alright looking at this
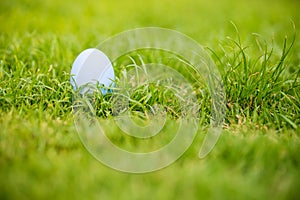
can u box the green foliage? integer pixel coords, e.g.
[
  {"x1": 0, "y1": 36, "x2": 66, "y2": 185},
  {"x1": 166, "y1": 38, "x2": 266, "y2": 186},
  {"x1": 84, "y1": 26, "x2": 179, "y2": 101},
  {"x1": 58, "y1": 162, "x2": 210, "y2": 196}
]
[{"x1": 0, "y1": 0, "x2": 299, "y2": 199}]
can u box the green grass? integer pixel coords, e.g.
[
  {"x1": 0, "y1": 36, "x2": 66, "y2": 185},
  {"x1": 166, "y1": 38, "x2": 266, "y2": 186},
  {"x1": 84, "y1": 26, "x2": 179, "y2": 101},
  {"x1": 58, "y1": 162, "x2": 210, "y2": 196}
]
[{"x1": 1, "y1": 0, "x2": 300, "y2": 199}]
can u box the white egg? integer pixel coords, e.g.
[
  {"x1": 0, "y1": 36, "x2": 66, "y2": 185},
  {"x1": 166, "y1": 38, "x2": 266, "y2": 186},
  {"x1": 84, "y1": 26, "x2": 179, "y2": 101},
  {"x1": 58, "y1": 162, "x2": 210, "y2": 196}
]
[{"x1": 70, "y1": 48, "x2": 115, "y2": 94}]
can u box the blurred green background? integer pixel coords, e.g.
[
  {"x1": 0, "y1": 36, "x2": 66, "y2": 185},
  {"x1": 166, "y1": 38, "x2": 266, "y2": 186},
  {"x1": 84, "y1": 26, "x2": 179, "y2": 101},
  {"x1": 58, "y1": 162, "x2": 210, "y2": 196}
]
[{"x1": 1, "y1": 0, "x2": 299, "y2": 42}]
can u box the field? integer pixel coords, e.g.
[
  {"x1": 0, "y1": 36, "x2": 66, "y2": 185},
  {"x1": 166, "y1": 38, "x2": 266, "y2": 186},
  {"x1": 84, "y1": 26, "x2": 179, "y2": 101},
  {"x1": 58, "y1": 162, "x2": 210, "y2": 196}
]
[{"x1": 0, "y1": 0, "x2": 300, "y2": 199}]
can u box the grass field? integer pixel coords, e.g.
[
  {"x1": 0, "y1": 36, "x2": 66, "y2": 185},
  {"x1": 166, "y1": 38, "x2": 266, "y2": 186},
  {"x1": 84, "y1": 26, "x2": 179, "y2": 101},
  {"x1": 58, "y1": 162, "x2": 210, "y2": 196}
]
[{"x1": 1, "y1": 0, "x2": 300, "y2": 199}]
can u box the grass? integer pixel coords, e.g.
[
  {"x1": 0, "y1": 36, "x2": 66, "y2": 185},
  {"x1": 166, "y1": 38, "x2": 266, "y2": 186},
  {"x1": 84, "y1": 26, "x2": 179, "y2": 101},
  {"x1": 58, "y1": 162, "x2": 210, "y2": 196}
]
[{"x1": 1, "y1": 0, "x2": 300, "y2": 199}]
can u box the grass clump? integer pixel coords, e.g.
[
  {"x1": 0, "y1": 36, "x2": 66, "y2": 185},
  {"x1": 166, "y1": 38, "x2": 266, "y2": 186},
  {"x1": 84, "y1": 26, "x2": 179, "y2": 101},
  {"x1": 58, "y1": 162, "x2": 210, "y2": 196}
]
[{"x1": 210, "y1": 29, "x2": 299, "y2": 129}]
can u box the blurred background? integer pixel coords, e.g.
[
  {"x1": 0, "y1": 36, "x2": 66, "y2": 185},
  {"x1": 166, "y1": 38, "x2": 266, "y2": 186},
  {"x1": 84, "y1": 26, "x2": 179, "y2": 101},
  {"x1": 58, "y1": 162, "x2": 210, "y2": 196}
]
[{"x1": 1, "y1": 0, "x2": 299, "y2": 44}]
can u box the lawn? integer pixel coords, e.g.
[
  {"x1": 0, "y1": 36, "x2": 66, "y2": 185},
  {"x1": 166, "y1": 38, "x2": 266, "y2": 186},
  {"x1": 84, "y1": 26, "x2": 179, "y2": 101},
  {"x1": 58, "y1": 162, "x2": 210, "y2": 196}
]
[{"x1": 0, "y1": 0, "x2": 300, "y2": 199}]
